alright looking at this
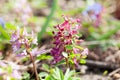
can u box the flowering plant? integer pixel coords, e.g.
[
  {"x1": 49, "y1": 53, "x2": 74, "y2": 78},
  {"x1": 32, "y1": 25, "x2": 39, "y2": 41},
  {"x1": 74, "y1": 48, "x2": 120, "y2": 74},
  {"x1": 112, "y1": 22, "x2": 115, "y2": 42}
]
[
  {"x1": 51, "y1": 16, "x2": 88, "y2": 67},
  {"x1": 83, "y1": 3, "x2": 103, "y2": 27},
  {"x1": 10, "y1": 28, "x2": 38, "y2": 56},
  {"x1": 10, "y1": 28, "x2": 39, "y2": 80}
]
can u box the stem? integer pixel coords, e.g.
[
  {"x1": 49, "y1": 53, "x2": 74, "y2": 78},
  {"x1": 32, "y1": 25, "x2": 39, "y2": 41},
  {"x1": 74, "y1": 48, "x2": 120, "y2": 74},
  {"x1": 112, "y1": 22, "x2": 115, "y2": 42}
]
[
  {"x1": 27, "y1": 50, "x2": 39, "y2": 80},
  {"x1": 37, "y1": 0, "x2": 57, "y2": 42},
  {"x1": 65, "y1": 58, "x2": 69, "y2": 68}
]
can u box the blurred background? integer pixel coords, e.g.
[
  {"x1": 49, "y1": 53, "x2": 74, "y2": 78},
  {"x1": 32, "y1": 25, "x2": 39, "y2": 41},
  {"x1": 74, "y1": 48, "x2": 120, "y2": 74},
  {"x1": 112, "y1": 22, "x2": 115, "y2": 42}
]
[{"x1": 0, "y1": 0, "x2": 120, "y2": 80}]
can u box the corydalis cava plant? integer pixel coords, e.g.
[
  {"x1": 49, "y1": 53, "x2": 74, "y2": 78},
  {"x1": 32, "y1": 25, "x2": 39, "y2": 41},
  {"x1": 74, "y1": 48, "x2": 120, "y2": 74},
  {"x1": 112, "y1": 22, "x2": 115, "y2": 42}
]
[
  {"x1": 83, "y1": 3, "x2": 103, "y2": 27},
  {"x1": 10, "y1": 28, "x2": 39, "y2": 80},
  {"x1": 51, "y1": 16, "x2": 88, "y2": 67},
  {"x1": 10, "y1": 28, "x2": 37, "y2": 56}
]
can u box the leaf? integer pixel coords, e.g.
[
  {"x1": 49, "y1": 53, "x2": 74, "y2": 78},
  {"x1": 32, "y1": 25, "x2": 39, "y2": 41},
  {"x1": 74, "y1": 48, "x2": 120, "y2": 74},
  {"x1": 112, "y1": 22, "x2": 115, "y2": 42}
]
[
  {"x1": 6, "y1": 23, "x2": 16, "y2": 30},
  {"x1": 0, "y1": 26, "x2": 10, "y2": 40},
  {"x1": 42, "y1": 64, "x2": 49, "y2": 71},
  {"x1": 22, "y1": 72, "x2": 30, "y2": 80},
  {"x1": 45, "y1": 74, "x2": 55, "y2": 80},
  {"x1": 64, "y1": 68, "x2": 75, "y2": 80},
  {"x1": 80, "y1": 59, "x2": 86, "y2": 64},
  {"x1": 103, "y1": 70, "x2": 108, "y2": 76},
  {"x1": 51, "y1": 67, "x2": 64, "y2": 80},
  {"x1": 39, "y1": 72, "x2": 48, "y2": 79},
  {"x1": 69, "y1": 53, "x2": 75, "y2": 58},
  {"x1": 36, "y1": 54, "x2": 52, "y2": 60},
  {"x1": 65, "y1": 45, "x2": 73, "y2": 50},
  {"x1": 55, "y1": 60, "x2": 65, "y2": 66},
  {"x1": 62, "y1": 52, "x2": 68, "y2": 58}
]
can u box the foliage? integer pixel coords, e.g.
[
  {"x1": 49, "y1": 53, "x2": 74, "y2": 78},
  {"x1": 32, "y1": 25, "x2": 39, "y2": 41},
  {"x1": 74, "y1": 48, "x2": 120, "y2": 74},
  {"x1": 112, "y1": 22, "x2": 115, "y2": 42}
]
[{"x1": 39, "y1": 67, "x2": 80, "y2": 80}]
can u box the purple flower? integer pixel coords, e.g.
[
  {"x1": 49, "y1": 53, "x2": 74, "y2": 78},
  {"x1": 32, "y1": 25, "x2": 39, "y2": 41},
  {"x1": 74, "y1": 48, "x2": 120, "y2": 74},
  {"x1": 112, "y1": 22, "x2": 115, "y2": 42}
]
[
  {"x1": 73, "y1": 48, "x2": 80, "y2": 54},
  {"x1": 10, "y1": 30, "x2": 20, "y2": 42},
  {"x1": 51, "y1": 16, "x2": 82, "y2": 63},
  {"x1": 81, "y1": 48, "x2": 89, "y2": 55},
  {"x1": 10, "y1": 28, "x2": 38, "y2": 56},
  {"x1": 83, "y1": 3, "x2": 103, "y2": 27},
  {"x1": 12, "y1": 41, "x2": 21, "y2": 53},
  {"x1": 83, "y1": 3, "x2": 102, "y2": 17}
]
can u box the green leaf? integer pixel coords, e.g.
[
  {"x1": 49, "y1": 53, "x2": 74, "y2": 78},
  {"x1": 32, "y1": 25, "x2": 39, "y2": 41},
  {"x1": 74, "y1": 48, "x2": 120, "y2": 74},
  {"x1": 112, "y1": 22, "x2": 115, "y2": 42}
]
[
  {"x1": 55, "y1": 60, "x2": 65, "y2": 66},
  {"x1": 103, "y1": 70, "x2": 108, "y2": 76},
  {"x1": 69, "y1": 60, "x2": 74, "y2": 64},
  {"x1": 64, "y1": 68, "x2": 76, "y2": 80},
  {"x1": 52, "y1": 67, "x2": 64, "y2": 80},
  {"x1": 6, "y1": 23, "x2": 16, "y2": 30},
  {"x1": 42, "y1": 64, "x2": 49, "y2": 71},
  {"x1": 45, "y1": 75, "x2": 53, "y2": 80},
  {"x1": 39, "y1": 72, "x2": 48, "y2": 79},
  {"x1": 0, "y1": 26, "x2": 10, "y2": 40},
  {"x1": 69, "y1": 53, "x2": 75, "y2": 58},
  {"x1": 65, "y1": 45, "x2": 73, "y2": 50},
  {"x1": 80, "y1": 59, "x2": 86, "y2": 64},
  {"x1": 22, "y1": 72, "x2": 30, "y2": 79},
  {"x1": 36, "y1": 54, "x2": 52, "y2": 60}
]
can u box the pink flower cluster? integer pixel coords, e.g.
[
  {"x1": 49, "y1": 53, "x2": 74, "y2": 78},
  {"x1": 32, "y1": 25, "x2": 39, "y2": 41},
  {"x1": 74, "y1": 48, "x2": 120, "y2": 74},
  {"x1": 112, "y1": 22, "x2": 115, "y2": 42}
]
[{"x1": 51, "y1": 16, "x2": 88, "y2": 64}]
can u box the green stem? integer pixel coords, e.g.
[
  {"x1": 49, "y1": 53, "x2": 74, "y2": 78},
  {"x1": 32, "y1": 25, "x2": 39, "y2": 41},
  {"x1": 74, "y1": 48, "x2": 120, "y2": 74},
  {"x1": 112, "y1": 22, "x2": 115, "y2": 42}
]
[{"x1": 37, "y1": 0, "x2": 57, "y2": 42}]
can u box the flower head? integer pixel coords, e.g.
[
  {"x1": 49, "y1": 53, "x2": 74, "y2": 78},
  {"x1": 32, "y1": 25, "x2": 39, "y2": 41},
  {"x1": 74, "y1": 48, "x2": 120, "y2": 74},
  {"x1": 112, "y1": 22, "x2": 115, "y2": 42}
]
[
  {"x1": 51, "y1": 16, "x2": 88, "y2": 64},
  {"x1": 83, "y1": 3, "x2": 103, "y2": 27},
  {"x1": 10, "y1": 28, "x2": 38, "y2": 56}
]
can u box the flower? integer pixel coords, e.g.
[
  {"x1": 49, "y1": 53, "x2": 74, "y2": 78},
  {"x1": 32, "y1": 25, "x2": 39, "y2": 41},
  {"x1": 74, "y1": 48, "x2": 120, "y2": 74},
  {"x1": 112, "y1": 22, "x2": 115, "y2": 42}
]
[
  {"x1": 10, "y1": 28, "x2": 38, "y2": 56},
  {"x1": 83, "y1": 3, "x2": 103, "y2": 27},
  {"x1": 81, "y1": 48, "x2": 89, "y2": 55},
  {"x1": 83, "y1": 3, "x2": 102, "y2": 17},
  {"x1": 51, "y1": 16, "x2": 86, "y2": 64}
]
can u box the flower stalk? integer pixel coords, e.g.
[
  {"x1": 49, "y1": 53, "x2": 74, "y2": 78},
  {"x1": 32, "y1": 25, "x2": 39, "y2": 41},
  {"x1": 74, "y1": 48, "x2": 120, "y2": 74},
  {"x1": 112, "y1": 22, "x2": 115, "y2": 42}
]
[{"x1": 26, "y1": 50, "x2": 39, "y2": 80}]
